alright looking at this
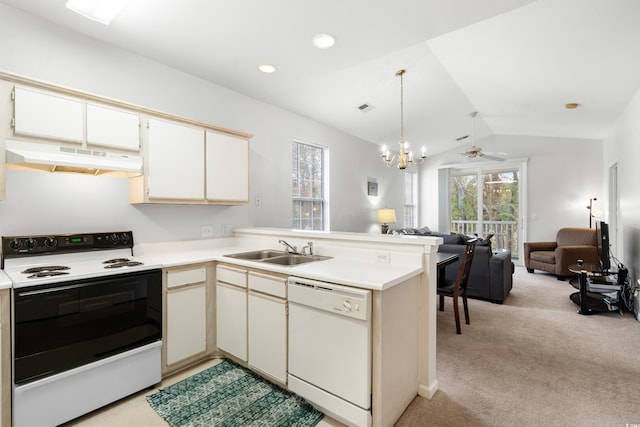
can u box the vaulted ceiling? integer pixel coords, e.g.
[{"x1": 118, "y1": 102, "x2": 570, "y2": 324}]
[{"x1": 3, "y1": 0, "x2": 640, "y2": 156}]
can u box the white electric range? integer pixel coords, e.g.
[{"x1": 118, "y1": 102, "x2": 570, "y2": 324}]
[{"x1": 1, "y1": 231, "x2": 163, "y2": 427}]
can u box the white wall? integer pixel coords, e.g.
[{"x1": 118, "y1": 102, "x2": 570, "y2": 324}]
[
  {"x1": 0, "y1": 4, "x2": 404, "y2": 242},
  {"x1": 604, "y1": 86, "x2": 640, "y2": 291},
  {"x1": 419, "y1": 134, "x2": 603, "y2": 243}
]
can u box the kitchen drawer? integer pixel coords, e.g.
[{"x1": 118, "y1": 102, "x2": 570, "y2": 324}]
[
  {"x1": 216, "y1": 265, "x2": 247, "y2": 288},
  {"x1": 248, "y1": 272, "x2": 286, "y2": 298},
  {"x1": 167, "y1": 267, "x2": 206, "y2": 289}
]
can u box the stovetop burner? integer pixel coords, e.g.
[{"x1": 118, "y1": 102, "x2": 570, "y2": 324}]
[
  {"x1": 103, "y1": 258, "x2": 144, "y2": 269},
  {"x1": 27, "y1": 271, "x2": 71, "y2": 279},
  {"x1": 2, "y1": 231, "x2": 159, "y2": 288},
  {"x1": 104, "y1": 261, "x2": 144, "y2": 269},
  {"x1": 103, "y1": 258, "x2": 131, "y2": 264},
  {"x1": 22, "y1": 265, "x2": 71, "y2": 274}
]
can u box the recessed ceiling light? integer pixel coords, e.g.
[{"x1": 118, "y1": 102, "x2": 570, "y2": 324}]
[
  {"x1": 312, "y1": 33, "x2": 336, "y2": 49},
  {"x1": 565, "y1": 102, "x2": 580, "y2": 109},
  {"x1": 66, "y1": 0, "x2": 129, "y2": 25},
  {"x1": 258, "y1": 64, "x2": 277, "y2": 73}
]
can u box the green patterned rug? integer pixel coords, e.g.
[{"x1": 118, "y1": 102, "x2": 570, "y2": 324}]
[{"x1": 147, "y1": 359, "x2": 324, "y2": 427}]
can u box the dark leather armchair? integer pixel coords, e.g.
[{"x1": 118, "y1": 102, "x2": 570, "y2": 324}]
[{"x1": 524, "y1": 227, "x2": 599, "y2": 280}]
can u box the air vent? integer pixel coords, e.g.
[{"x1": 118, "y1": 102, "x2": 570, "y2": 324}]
[
  {"x1": 357, "y1": 103, "x2": 375, "y2": 113},
  {"x1": 456, "y1": 134, "x2": 469, "y2": 142}
]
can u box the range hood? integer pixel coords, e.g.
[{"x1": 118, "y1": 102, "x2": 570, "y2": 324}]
[{"x1": 5, "y1": 140, "x2": 143, "y2": 175}]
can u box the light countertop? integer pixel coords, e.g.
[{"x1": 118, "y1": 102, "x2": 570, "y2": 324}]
[
  {"x1": 137, "y1": 244, "x2": 422, "y2": 291},
  {"x1": 134, "y1": 232, "x2": 434, "y2": 291},
  {"x1": 0, "y1": 230, "x2": 437, "y2": 291}
]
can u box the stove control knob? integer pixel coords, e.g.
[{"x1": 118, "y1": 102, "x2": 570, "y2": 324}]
[
  {"x1": 109, "y1": 233, "x2": 120, "y2": 244},
  {"x1": 44, "y1": 237, "x2": 58, "y2": 248},
  {"x1": 120, "y1": 233, "x2": 131, "y2": 244},
  {"x1": 25, "y1": 238, "x2": 36, "y2": 249},
  {"x1": 9, "y1": 238, "x2": 21, "y2": 251}
]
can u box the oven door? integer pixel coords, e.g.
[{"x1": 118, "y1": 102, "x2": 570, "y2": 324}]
[{"x1": 13, "y1": 269, "x2": 162, "y2": 385}]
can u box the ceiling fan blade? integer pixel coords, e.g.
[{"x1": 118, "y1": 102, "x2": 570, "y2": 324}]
[{"x1": 479, "y1": 153, "x2": 506, "y2": 162}]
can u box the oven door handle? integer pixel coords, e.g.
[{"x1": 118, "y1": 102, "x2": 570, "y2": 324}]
[{"x1": 17, "y1": 282, "x2": 98, "y2": 297}]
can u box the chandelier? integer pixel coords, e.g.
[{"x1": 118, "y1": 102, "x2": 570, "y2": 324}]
[{"x1": 381, "y1": 69, "x2": 426, "y2": 169}]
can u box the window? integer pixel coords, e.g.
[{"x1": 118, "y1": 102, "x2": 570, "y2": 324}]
[
  {"x1": 404, "y1": 171, "x2": 418, "y2": 228},
  {"x1": 292, "y1": 141, "x2": 327, "y2": 230},
  {"x1": 448, "y1": 165, "x2": 521, "y2": 258}
]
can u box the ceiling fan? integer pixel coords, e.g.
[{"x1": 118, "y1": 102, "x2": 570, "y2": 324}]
[{"x1": 459, "y1": 112, "x2": 506, "y2": 162}]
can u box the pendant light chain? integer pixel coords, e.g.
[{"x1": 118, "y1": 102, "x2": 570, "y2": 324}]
[{"x1": 397, "y1": 69, "x2": 405, "y2": 144}]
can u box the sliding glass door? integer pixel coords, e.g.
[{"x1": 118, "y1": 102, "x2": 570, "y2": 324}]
[
  {"x1": 450, "y1": 172, "x2": 478, "y2": 235},
  {"x1": 449, "y1": 165, "x2": 522, "y2": 259}
]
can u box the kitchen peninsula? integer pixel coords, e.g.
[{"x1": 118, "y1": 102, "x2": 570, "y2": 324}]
[{"x1": 135, "y1": 227, "x2": 442, "y2": 427}]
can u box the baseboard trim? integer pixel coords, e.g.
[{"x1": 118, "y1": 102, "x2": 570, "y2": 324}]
[{"x1": 418, "y1": 379, "x2": 439, "y2": 399}]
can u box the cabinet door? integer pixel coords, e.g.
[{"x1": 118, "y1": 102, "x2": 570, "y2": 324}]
[
  {"x1": 87, "y1": 103, "x2": 140, "y2": 151},
  {"x1": 216, "y1": 283, "x2": 247, "y2": 361},
  {"x1": 166, "y1": 285, "x2": 207, "y2": 365},
  {"x1": 248, "y1": 292, "x2": 287, "y2": 383},
  {"x1": 148, "y1": 118, "x2": 204, "y2": 200},
  {"x1": 205, "y1": 131, "x2": 249, "y2": 203},
  {"x1": 13, "y1": 86, "x2": 83, "y2": 142}
]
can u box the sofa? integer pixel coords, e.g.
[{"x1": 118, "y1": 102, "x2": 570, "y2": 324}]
[
  {"x1": 523, "y1": 227, "x2": 598, "y2": 280},
  {"x1": 392, "y1": 228, "x2": 514, "y2": 303}
]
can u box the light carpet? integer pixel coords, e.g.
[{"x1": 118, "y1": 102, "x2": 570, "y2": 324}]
[{"x1": 396, "y1": 266, "x2": 640, "y2": 427}]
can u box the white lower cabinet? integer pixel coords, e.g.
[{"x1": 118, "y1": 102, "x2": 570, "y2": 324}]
[
  {"x1": 165, "y1": 265, "x2": 209, "y2": 372},
  {"x1": 248, "y1": 291, "x2": 287, "y2": 383},
  {"x1": 216, "y1": 266, "x2": 288, "y2": 383},
  {"x1": 216, "y1": 265, "x2": 248, "y2": 361}
]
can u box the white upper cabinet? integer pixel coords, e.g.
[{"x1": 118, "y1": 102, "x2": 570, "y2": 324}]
[
  {"x1": 206, "y1": 131, "x2": 249, "y2": 203},
  {"x1": 147, "y1": 118, "x2": 205, "y2": 200},
  {"x1": 2, "y1": 75, "x2": 252, "y2": 205},
  {"x1": 13, "y1": 86, "x2": 83, "y2": 143},
  {"x1": 86, "y1": 103, "x2": 140, "y2": 151},
  {"x1": 131, "y1": 121, "x2": 250, "y2": 205}
]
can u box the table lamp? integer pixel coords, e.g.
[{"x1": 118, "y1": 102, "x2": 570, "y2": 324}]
[{"x1": 377, "y1": 208, "x2": 397, "y2": 234}]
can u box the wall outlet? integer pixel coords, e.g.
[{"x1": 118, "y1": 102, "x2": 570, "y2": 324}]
[
  {"x1": 375, "y1": 252, "x2": 390, "y2": 263},
  {"x1": 201, "y1": 225, "x2": 213, "y2": 238},
  {"x1": 221, "y1": 224, "x2": 229, "y2": 236},
  {"x1": 255, "y1": 195, "x2": 261, "y2": 206}
]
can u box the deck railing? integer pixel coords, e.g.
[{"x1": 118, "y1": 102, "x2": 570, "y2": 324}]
[{"x1": 451, "y1": 220, "x2": 519, "y2": 259}]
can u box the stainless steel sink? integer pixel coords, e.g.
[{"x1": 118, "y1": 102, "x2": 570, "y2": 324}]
[
  {"x1": 224, "y1": 249, "x2": 285, "y2": 260},
  {"x1": 261, "y1": 254, "x2": 332, "y2": 266},
  {"x1": 223, "y1": 250, "x2": 331, "y2": 266}
]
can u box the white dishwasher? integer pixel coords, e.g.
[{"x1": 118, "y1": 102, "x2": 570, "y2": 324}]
[{"x1": 287, "y1": 277, "x2": 372, "y2": 427}]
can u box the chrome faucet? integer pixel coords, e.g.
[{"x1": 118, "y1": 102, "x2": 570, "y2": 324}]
[
  {"x1": 301, "y1": 241, "x2": 314, "y2": 256},
  {"x1": 279, "y1": 239, "x2": 298, "y2": 254}
]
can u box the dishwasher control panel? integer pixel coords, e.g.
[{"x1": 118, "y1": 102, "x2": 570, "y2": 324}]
[
  {"x1": 288, "y1": 277, "x2": 371, "y2": 321},
  {"x1": 332, "y1": 295, "x2": 366, "y2": 319}
]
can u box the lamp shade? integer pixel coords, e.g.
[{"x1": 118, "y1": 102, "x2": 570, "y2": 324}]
[{"x1": 377, "y1": 208, "x2": 397, "y2": 224}]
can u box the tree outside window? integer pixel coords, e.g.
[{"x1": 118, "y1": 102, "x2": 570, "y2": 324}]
[
  {"x1": 450, "y1": 168, "x2": 519, "y2": 256},
  {"x1": 292, "y1": 141, "x2": 326, "y2": 230}
]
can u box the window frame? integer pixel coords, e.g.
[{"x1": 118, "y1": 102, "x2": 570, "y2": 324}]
[
  {"x1": 441, "y1": 159, "x2": 527, "y2": 260},
  {"x1": 403, "y1": 171, "x2": 418, "y2": 228},
  {"x1": 291, "y1": 140, "x2": 329, "y2": 231}
]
